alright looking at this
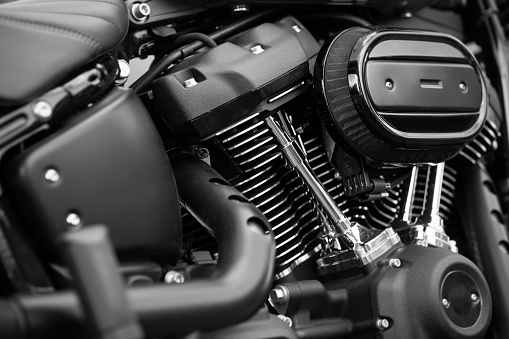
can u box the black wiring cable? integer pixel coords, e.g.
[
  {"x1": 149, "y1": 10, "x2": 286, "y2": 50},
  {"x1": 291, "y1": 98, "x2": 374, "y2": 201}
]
[
  {"x1": 130, "y1": 7, "x2": 284, "y2": 94},
  {"x1": 167, "y1": 32, "x2": 217, "y2": 51}
]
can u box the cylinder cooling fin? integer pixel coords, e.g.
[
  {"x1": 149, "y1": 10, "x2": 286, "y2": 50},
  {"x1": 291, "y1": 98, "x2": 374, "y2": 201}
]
[{"x1": 314, "y1": 27, "x2": 488, "y2": 165}]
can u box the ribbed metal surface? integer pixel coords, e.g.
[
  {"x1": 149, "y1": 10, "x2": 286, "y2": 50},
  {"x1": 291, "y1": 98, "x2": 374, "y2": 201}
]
[
  {"x1": 301, "y1": 132, "x2": 400, "y2": 229},
  {"x1": 410, "y1": 165, "x2": 457, "y2": 223},
  {"x1": 459, "y1": 118, "x2": 499, "y2": 164},
  {"x1": 216, "y1": 115, "x2": 321, "y2": 280}
]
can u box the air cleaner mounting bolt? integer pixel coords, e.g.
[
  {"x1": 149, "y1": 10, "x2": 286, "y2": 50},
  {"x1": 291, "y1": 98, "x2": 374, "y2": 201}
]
[
  {"x1": 442, "y1": 298, "x2": 450, "y2": 308},
  {"x1": 471, "y1": 292, "x2": 479, "y2": 302},
  {"x1": 131, "y1": 2, "x2": 151, "y2": 22},
  {"x1": 388, "y1": 258, "x2": 401, "y2": 268},
  {"x1": 44, "y1": 168, "x2": 60, "y2": 183},
  {"x1": 459, "y1": 82, "x2": 468, "y2": 93},
  {"x1": 33, "y1": 101, "x2": 53, "y2": 120},
  {"x1": 66, "y1": 213, "x2": 81, "y2": 229},
  {"x1": 270, "y1": 285, "x2": 290, "y2": 305},
  {"x1": 164, "y1": 270, "x2": 185, "y2": 284},
  {"x1": 376, "y1": 318, "x2": 390, "y2": 330},
  {"x1": 385, "y1": 79, "x2": 394, "y2": 90}
]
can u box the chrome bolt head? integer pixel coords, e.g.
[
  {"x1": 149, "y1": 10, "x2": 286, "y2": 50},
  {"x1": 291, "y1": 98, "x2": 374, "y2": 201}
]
[
  {"x1": 33, "y1": 101, "x2": 53, "y2": 120},
  {"x1": 44, "y1": 169, "x2": 60, "y2": 183},
  {"x1": 388, "y1": 258, "x2": 401, "y2": 268},
  {"x1": 131, "y1": 3, "x2": 151, "y2": 22},
  {"x1": 66, "y1": 213, "x2": 81, "y2": 229},
  {"x1": 164, "y1": 270, "x2": 185, "y2": 284},
  {"x1": 385, "y1": 79, "x2": 394, "y2": 90},
  {"x1": 270, "y1": 285, "x2": 289, "y2": 305},
  {"x1": 459, "y1": 82, "x2": 468, "y2": 93},
  {"x1": 376, "y1": 318, "x2": 390, "y2": 330},
  {"x1": 471, "y1": 293, "x2": 479, "y2": 302},
  {"x1": 442, "y1": 298, "x2": 450, "y2": 308}
]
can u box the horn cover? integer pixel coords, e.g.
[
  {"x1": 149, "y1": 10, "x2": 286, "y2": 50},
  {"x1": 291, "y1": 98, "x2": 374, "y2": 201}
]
[{"x1": 314, "y1": 27, "x2": 487, "y2": 165}]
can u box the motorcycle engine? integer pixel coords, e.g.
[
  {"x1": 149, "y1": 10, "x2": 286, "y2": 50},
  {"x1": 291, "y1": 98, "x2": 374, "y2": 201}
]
[{"x1": 153, "y1": 16, "x2": 494, "y2": 339}]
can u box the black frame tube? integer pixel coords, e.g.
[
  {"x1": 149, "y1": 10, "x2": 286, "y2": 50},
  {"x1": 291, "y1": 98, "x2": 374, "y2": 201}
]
[
  {"x1": 457, "y1": 165, "x2": 509, "y2": 338},
  {"x1": 1, "y1": 153, "x2": 275, "y2": 338}
]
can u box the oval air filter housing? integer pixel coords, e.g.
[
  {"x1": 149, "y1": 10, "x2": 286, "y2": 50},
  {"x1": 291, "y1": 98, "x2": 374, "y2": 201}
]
[{"x1": 314, "y1": 27, "x2": 487, "y2": 164}]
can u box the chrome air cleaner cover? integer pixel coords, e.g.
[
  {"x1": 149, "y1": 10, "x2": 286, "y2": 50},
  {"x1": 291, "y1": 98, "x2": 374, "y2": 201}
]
[{"x1": 314, "y1": 27, "x2": 487, "y2": 164}]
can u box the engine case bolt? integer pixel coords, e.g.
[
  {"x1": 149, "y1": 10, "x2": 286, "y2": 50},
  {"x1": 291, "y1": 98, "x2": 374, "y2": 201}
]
[
  {"x1": 131, "y1": 2, "x2": 151, "y2": 22},
  {"x1": 195, "y1": 147, "x2": 210, "y2": 159},
  {"x1": 388, "y1": 258, "x2": 401, "y2": 268},
  {"x1": 459, "y1": 82, "x2": 468, "y2": 93},
  {"x1": 44, "y1": 168, "x2": 60, "y2": 183},
  {"x1": 66, "y1": 213, "x2": 81, "y2": 229},
  {"x1": 442, "y1": 298, "x2": 450, "y2": 308},
  {"x1": 376, "y1": 318, "x2": 390, "y2": 330},
  {"x1": 385, "y1": 79, "x2": 394, "y2": 90},
  {"x1": 270, "y1": 285, "x2": 290, "y2": 305},
  {"x1": 165, "y1": 270, "x2": 185, "y2": 284},
  {"x1": 277, "y1": 315, "x2": 293, "y2": 327},
  {"x1": 33, "y1": 101, "x2": 53, "y2": 120}
]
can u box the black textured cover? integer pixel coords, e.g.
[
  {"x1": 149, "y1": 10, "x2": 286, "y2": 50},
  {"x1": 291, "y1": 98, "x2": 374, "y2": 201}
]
[
  {"x1": 314, "y1": 27, "x2": 487, "y2": 164},
  {"x1": 5, "y1": 88, "x2": 182, "y2": 260},
  {"x1": 153, "y1": 17, "x2": 319, "y2": 142}
]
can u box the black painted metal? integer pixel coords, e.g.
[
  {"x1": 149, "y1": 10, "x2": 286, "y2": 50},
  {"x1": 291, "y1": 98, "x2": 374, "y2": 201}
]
[
  {"x1": 457, "y1": 165, "x2": 509, "y2": 338},
  {"x1": 0, "y1": 153, "x2": 275, "y2": 338}
]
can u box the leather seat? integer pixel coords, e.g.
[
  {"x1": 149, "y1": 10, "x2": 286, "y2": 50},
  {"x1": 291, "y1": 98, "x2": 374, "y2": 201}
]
[{"x1": 0, "y1": 0, "x2": 128, "y2": 106}]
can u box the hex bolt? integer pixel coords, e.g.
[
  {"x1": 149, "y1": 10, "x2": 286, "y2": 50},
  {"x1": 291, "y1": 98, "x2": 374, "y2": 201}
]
[
  {"x1": 459, "y1": 82, "x2": 468, "y2": 93},
  {"x1": 44, "y1": 168, "x2": 60, "y2": 183},
  {"x1": 385, "y1": 79, "x2": 394, "y2": 90},
  {"x1": 442, "y1": 298, "x2": 450, "y2": 308},
  {"x1": 131, "y1": 2, "x2": 151, "y2": 22},
  {"x1": 164, "y1": 270, "x2": 185, "y2": 284},
  {"x1": 376, "y1": 318, "x2": 390, "y2": 330},
  {"x1": 33, "y1": 101, "x2": 53, "y2": 120},
  {"x1": 277, "y1": 315, "x2": 293, "y2": 327},
  {"x1": 195, "y1": 147, "x2": 210, "y2": 159},
  {"x1": 388, "y1": 258, "x2": 401, "y2": 268},
  {"x1": 269, "y1": 285, "x2": 290, "y2": 305},
  {"x1": 66, "y1": 213, "x2": 81, "y2": 229},
  {"x1": 471, "y1": 292, "x2": 479, "y2": 302}
]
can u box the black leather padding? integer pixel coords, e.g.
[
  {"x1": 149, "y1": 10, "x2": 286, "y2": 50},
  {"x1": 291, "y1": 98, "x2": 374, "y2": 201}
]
[{"x1": 0, "y1": 0, "x2": 128, "y2": 106}]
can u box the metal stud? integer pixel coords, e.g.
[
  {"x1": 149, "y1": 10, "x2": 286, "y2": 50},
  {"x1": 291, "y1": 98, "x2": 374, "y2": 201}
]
[
  {"x1": 164, "y1": 271, "x2": 185, "y2": 284},
  {"x1": 44, "y1": 169, "x2": 60, "y2": 183},
  {"x1": 33, "y1": 101, "x2": 53, "y2": 120},
  {"x1": 66, "y1": 213, "x2": 81, "y2": 229}
]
